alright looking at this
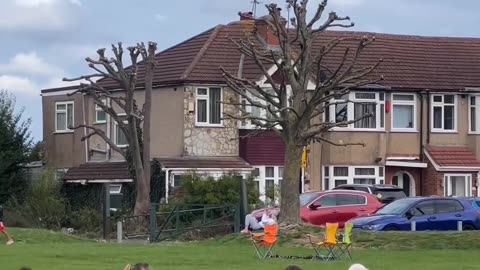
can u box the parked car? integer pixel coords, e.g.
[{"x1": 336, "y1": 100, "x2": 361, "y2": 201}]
[
  {"x1": 333, "y1": 184, "x2": 407, "y2": 204},
  {"x1": 349, "y1": 197, "x2": 480, "y2": 231},
  {"x1": 251, "y1": 190, "x2": 383, "y2": 227}
]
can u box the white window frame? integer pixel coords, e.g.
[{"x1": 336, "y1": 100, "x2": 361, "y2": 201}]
[
  {"x1": 469, "y1": 95, "x2": 480, "y2": 134},
  {"x1": 431, "y1": 94, "x2": 457, "y2": 133},
  {"x1": 55, "y1": 101, "x2": 74, "y2": 132},
  {"x1": 95, "y1": 99, "x2": 107, "y2": 124},
  {"x1": 114, "y1": 120, "x2": 128, "y2": 148},
  {"x1": 322, "y1": 166, "x2": 384, "y2": 190},
  {"x1": 328, "y1": 91, "x2": 385, "y2": 131},
  {"x1": 444, "y1": 174, "x2": 472, "y2": 197},
  {"x1": 254, "y1": 166, "x2": 284, "y2": 202},
  {"x1": 391, "y1": 93, "x2": 417, "y2": 132},
  {"x1": 195, "y1": 87, "x2": 223, "y2": 127},
  {"x1": 109, "y1": 184, "x2": 123, "y2": 194},
  {"x1": 239, "y1": 87, "x2": 291, "y2": 129}
]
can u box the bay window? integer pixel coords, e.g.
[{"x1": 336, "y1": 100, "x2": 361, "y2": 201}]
[
  {"x1": 322, "y1": 166, "x2": 384, "y2": 190},
  {"x1": 392, "y1": 93, "x2": 416, "y2": 131},
  {"x1": 431, "y1": 94, "x2": 456, "y2": 132},
  {"x1": 55, "y1": 101, "x2": 74, "y2": 132},
  {"x1": 196, "y1": 87, "x2": 222, "y2": 126},
  {"x1": 444, "y1": 174, "x2": 472, "y2": 197},
  {"x1": 328, "y1": 92, "x2": 385, "y2": 130}
]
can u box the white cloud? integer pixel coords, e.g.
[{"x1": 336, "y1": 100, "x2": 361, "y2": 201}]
[
  {"x1": 0, "y1": 75, "x2": 37, "y2": 96},
  {"x1": 0, "y1": 0, "x2": 80, "y2": 32},
  {"x1": 155, "y1": 14, "x2": 168, "y2": 21},
  {"x1": 329, "y1": 0, "x2": 366, "y2": 8},
  {"x1": 0, "y1": 52, "x2": 63, "y2": 77}
]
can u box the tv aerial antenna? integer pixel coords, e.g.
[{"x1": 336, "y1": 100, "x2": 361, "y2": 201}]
[{"x1": 251, "y1": 0, "x2": 262, "y2": 17}]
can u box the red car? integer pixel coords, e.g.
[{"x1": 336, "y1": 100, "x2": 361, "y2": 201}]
[{"x1": 252, "y1": 190, "x2": 383, "y2": 227}]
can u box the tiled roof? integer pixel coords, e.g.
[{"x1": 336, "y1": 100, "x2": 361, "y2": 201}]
[
  {"x1": 156, "y1": 156, "x2": 252, "y2": 169},
  {"x1": 63, "y1": 162, "x2": 132, "y2": 181},
  {"x1": 44, "y1": 18, "x2": 480, "y2": 93},
  {"x1": 425, "y1": 145, "x2": 480, "y2": 168}
]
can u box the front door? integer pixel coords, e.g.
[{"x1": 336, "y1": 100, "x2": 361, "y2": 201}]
[{"x1": 393, "y1": 172, "x2": 412, "y2": 196}]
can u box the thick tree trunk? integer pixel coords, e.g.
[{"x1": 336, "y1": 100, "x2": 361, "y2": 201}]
[
  {"x1": 131, "y1": 120, "x2": 150, "y2": 216},
  {"x1": 279, "y1": 141, "x2": 303, "y2": 225}
]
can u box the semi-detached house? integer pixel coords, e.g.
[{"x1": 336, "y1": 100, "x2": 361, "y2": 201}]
[{"x1": 41, "y1": 11, "x2": 480, "y2": 202}]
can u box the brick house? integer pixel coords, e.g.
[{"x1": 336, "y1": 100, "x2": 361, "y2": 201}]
[{"x1": 41, "y1": 10, "x2": 480, "y2": 201}]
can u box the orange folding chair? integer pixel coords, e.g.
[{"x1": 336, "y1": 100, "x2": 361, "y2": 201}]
[
  {"x1": 307, "y1": 223, "x2": 339, "y2": 261},
  {"x1": 251, "y1": 223, "x2": 278, "y2": 259}
]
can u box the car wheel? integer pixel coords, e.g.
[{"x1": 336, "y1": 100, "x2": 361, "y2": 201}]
[
  {"x1": 383, "y1": 225, "x2": 400, "y2": 231},
  {"x1": 463, "y1": 224, "x2": 476, "y2": 231}
]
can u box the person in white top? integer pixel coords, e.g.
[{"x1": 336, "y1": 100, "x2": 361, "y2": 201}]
[
  {"x1": 241, "y1": 209, "x2": 276, "y2": 234},
  {"x1": 348, "y1": 264, "x2": 368, "y2": 270}
]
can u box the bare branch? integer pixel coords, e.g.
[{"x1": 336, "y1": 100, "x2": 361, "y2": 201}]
[
  {"x1": 310, "y1": 136, "x2": 365, "y2": 147},
  {"x1": 70, "y1": 124, "x2": 126, "y2": 157}
]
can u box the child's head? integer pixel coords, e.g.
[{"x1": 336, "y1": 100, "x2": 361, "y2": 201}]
[
  {"x1": 348, "y1": 264, "x2": 368, "y2": 270},
  {"x1": 284, "y1": 266, "x2": 303, "y2": 270}
]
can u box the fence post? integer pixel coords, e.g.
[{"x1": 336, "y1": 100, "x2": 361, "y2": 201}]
[
  {"x1": 240, "y1": 177, "x2": 248, "y2": 228},
  {"x1": 117, "y1": 220, "x2": 123, "y2": 243},
  {"x1": 234, "y1": 204, "x2": 241, "y2": 233},
  {"x1": 149, "y1": 203, "x2": 158, "y2": 243},
  {"x1": 457, "y1": 221, "x2": 463, "y2": 231},
  {"x1": 411, "y1": 221, "x2": 416, "y2": 231},
  {"x1": 102, "y1": 183, "x2": 111, "y2": 241}
]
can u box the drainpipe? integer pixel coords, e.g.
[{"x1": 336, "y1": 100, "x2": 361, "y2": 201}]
[
  {"x1": 82, "y1": 94, "x2": 88, "y2": 162},
  {"x1": 419, "y1": 91, "x2": 428, "y2": 196},
  {"x1": 106, "y1": 98, "x2": 111, "y2": 161}
]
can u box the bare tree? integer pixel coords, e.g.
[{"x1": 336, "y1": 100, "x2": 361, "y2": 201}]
[
  {"x1": 221, "y1": 0, "x2": 382, "y2": 225},
  {"x1": 64, "y1": 42, "x2": 157, "y2": 215}
]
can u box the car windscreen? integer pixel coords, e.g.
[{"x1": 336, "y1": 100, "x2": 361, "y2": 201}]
[
  {"x1": 374, "y1": 189, "x2": 406, "y2": 202},
  {"x1": 300, "y1": 193, "x2": 318, "y2": 206},
  {"x1": 375, "y1": 199, "x2": 414, "y2": 215}
]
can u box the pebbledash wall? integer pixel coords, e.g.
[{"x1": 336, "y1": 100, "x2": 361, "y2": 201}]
[{"x1": 183, "y1": 86, "x2": 239, "y2": 156}]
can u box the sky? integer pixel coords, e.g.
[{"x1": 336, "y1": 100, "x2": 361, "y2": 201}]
[{"x1": 1, "y1": 0, "x2": 480, "y2": 141}]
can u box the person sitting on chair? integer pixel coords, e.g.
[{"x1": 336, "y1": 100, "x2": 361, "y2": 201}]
[{"x1": 241, "y1": 209, "x2": 276, "y2": 234}]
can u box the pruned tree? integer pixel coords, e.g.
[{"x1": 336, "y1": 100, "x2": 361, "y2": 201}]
[
  {"x1": 64, "y1": 42, "x2": 157, "y2": 215},
  {"x1": 221, "y1": 0, "x2": 382, "y2": 225}
]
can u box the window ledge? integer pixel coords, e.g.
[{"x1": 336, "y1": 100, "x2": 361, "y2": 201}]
[
  {"x1": 330, "y1": 128, "x2": 386, "y2": 133},
  {"x1": 430, "y1": 130, "x2": 458, "y2": 134},
  {"x1": 390, "y1": 129, "x2": 419, "y2": 133},
  {"x1": 93, "y1": 121, "x2": 107, "y2": 125},
  {"x1": 195, "y1": 124, "x2": 225, "y2": 128},
  {"x1": 116, "y1": 145, "x2": 129, "y2": 149},
  {"x1": 54, "y1": 130, "x2": 74, "y2": 134}
]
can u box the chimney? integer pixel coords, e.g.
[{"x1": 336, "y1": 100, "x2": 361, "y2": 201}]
[
  {"x1": 254, "y1": 7, "x2": 286, "y2": 46},
  {"x1": 238, "y1": 11, "x2": 254, "y2": 21}
]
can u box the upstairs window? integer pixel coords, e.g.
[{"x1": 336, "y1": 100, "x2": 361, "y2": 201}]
[
  {"x1": 196, "y1": 87, "x2": 222, "y2": 126},
  {"x1": 239, "y1": 88, "x2": 286, "y2": 129},
  {"x1": 392, "y1": 94, "x2": 416, "y2": 131},
  {"x1": 115, "y1": 121, "x2": 128, "y2": 147},
  {"x1": 469, "y1": 96, "x2": 480, "y2": 133},
  {"x1": 95, "y1": 99, "x2": 107, "y2": 123},
  {"x1": 431, "y1": 94, "x2": 456, "y2": 132},
  {"x1": 328, "y1": 92, "x2": 384, "y2": 130},
  {"x1": 55, "y1": 101, "x2": 74, "y2": 132}
]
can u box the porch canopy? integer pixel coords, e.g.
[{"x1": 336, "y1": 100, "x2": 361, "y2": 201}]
[
  {"x1": 424, "y1": 145, "x2": 480, "y2": 171},
  {"x1": 156, "y1": 156, "x2": 253, "y2": 173},
  {"x1": 385, "y1": 154, "x2": 427, "y2": 168},
  {"x1": 63, "y1": 161, "x2": 133, "y2": 183}
]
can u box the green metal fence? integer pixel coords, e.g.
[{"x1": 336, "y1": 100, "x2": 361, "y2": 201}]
[{"x1": 149, "y1": 203, "x2": 240, "y2": 243}]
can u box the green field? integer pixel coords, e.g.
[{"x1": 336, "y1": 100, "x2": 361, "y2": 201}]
[{"x1": 0, "y1": 229, "x2": 479, "y2": 270}]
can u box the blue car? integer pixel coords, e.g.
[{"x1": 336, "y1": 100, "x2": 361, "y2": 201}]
[{"x1": 349, "y1": 197, "x2": 480, "y2": 231}]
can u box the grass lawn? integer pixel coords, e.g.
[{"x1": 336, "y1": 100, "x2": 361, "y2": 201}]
[{"x1": 1, "y1": 229, "x2": 479, "y2": 270}]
